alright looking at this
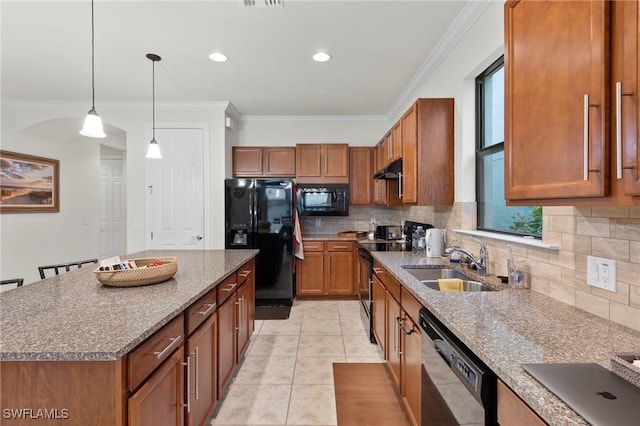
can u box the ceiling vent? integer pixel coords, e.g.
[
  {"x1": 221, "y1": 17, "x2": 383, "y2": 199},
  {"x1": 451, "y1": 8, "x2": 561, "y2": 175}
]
[{"x1": 243, "y1": 0, "x2": 284, "y2": 7}]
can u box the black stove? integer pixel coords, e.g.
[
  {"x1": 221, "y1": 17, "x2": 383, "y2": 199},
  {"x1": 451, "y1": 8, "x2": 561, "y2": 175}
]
[{"x1": 358, "y1": 241, "x2": 407, "y2": 252}]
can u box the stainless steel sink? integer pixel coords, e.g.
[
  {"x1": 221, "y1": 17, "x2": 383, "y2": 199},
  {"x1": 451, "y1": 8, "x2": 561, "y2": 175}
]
[
  {"x1": 403, "y1": 268, "x2": 469, "y2": 281},
  {"x1": 402, "y1": 267, "x2": 497, "y2": 292}
]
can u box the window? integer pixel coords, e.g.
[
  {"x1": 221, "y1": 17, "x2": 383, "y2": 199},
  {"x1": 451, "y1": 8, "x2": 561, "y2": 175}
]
[{"x1": 476, "y1": 56, "x2": 541, "y2": 238}]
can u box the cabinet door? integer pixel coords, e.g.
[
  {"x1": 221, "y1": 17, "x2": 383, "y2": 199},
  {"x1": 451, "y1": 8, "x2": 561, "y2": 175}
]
[
  {"x1": 325, "y1": 250, "x2": 354, "y2": 295},
  {"x1": 217, "y1": 296, "x2": 237, "y2": 397},
  {"x1": 504, "y1": 0, "x2": 609, "y2": 200},
  {"x1": 129, "y1": 347, "x2": 184, "y2": 426},
  {"x1": 376, "y1": 139, "x2": 386, "y2": 171},
  {"x1": 296, "y1": 144, "x2": 323, "y2": 179},
  {"x1": 372, "y1": 275, "x2": 386, "y2": 353},
  {"x1": 400, "y1": 312, "x2": 421, "y2": 426},
  {"x1": 186, "y1": 315, "x2": 216, "y2": 426},
  {"x1": 237, "y1": 281, "x2": 252, "y2": 360},
  {"x1": 386, "y1": 292, "x2": 401, "y2": 388},
  {"x1": 264, "y1": 147, "x2": 296, "y2": 176},
  {"x1": 618, "y1": 0, "x2": 640, "y2": 196},
  {"x1": 349, "y1": 147, "x2": 374, "y2": 205},
  {"x1": 401, "y1": 103, "x2": 418, "y2": 204},
  {"x1": 497, "y1": 380, "x2": 546, "y2": 426},
  {"x1": 323, "y1": 144, "x2": 349, "y2": 180},
  {"x1": 232, "y1": 147, "x2": 263, "y2": 177},
  {"x1": 385, "y1": 132, "x2": 394, "y2": 165},
  {"x1": 296, "y1": 251, "x2": 325, "y2": 295},
  {"x1": 392, "y1": 120, "x2": 403, "y2": 161}
]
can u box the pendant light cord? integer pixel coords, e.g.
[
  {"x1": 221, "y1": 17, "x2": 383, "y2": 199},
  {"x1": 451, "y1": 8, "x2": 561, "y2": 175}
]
[
  {"x1": 91, "y1": 0, "x2": 96, "y2": 109},
  {"x1": 152, "y1": 58, "x2": 155, "y2": 140}
]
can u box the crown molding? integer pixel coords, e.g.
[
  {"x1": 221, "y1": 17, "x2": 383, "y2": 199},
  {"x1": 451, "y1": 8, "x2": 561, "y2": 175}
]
[
  {"x1": 240, "y1": 115, "x2": 388, "y2": 124},
  {"x1": 387, "y1": 0, "x2": 492, "y2": 121},
  {"x1": 5, "y1": 100, "x2": 231, "y2": 112}
]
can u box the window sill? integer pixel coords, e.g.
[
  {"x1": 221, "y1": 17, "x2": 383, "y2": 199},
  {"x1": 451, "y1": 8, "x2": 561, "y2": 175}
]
[{"x1": 452, "y1": 229, "x2": 559, "y2": 251}]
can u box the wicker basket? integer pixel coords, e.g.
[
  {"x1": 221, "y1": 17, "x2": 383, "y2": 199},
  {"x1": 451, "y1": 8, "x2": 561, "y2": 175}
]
[
  {"x1": 94, "y1": 257, "x2": 178, "y2": 287},
  {"x1": 610, "y1": 352, "x2": 640, "y2": 388}
]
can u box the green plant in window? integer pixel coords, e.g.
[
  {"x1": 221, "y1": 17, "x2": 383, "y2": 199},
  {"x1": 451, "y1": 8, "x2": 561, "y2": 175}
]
[{"x1": 509, "y1": 207, "x2": 542, "y2": 236}]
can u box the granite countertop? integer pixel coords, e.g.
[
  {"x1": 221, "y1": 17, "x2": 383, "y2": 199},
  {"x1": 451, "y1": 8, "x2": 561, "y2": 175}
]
[
  {"x1": 0, "y1": 249, "x2": 258, "y2": 362},
  {"x1": 302, "y1": 233, "x2": 365, "y2": 241},
  {"x1": 372, "y1": 251, "x2": 640, "y2": 426}
]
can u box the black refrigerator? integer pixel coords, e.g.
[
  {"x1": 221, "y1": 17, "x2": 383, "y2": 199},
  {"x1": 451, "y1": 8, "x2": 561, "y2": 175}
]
[{"x1": 225, "y1": 178, "x2": 295, "y2": 310}]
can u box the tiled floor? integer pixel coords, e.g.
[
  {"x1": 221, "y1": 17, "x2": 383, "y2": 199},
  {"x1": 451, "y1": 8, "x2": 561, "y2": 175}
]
[{"x1": 210, "y1": 299, "x2": 383, "y2": 426}]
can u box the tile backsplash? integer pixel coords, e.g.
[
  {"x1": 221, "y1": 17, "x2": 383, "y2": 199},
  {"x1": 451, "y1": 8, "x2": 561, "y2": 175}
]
[{"x1": 300, "y1": 202, "x2": 640, "y2": 332}]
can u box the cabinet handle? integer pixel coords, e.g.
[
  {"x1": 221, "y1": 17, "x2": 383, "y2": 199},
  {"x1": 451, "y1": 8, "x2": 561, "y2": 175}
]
[
  {"x1": 194, "y1": 346, "x2": 200, "y2": 401},
  {"x1": 222, "y1": 282, "x2": 237, "y2": 292},
  {"x1": 183, "y1": 357, "x2": 191, "y2": 413},
  {"x1": 332, "y1": 245, "x2": 349, "y2": 249},
  {"x1": 372, "y1": 267, "x2": 383, "y2": 275},
  {"x1": 197, "y1": 302, "x2": 217, "y2": 317},
  {"x1": 616, "y1": 82, "x2": 623, "y2": 180},
  {"x1": 583, "y1": 94, "x2": 589, "y2": 181},
  {"x1": 396, "y1": 315, "x2": 414, "y2": 335},
  {"x1": 239, "y1": 270, "x2": 251, "y2": 278},
  {"x1": 398, "y1": 172, "x2": 403, "y2": 198},
  {"x1": 153, "y1": 335, "x2": 182, "y2": 360}
]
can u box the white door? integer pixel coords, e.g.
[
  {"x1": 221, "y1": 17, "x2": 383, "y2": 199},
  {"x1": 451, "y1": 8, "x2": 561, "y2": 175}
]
[
  {"x1": 99, "y1": 158, "x2": 126, "y2": 258},
  {"x1": 146, "y1": 127, "x2": 205, "y2": 249}
]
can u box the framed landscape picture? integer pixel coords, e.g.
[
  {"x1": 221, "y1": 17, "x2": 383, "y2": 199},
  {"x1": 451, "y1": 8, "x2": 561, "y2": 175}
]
[{"x1": 0, "y1": 150, "x2": 59, "y2": 213}]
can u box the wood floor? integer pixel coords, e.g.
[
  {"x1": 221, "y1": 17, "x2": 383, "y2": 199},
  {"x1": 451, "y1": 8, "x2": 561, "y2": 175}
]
[{"x1": 333, "y1": 363, "x2": 412, "y2": 426}]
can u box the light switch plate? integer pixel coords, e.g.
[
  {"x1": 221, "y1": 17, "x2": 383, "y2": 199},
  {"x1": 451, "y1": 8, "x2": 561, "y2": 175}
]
[{"x1": 587, "y1": 255, "x2": 617, "y2": 292}]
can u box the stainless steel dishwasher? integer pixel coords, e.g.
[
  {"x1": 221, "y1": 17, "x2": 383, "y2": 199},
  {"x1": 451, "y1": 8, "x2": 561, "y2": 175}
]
[{"x1": 418, "y1": 308, "x2": 497, "y2": 425}]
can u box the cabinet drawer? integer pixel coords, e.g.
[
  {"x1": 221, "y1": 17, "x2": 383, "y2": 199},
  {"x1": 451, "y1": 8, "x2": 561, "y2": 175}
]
[
  {"x1": 303, "y1": 241, "x2": 324, "y2": 252},
  {"x1": 186, "y1": 289, "x2": 217, "y2": 336},
  {"x1": 217, "y1": 273, "x2": 238, "y2": 305},
  {"x1": 373, "y1": 260, "x2": 400, "y2": 301},
  {"x1": 237, "y1": 259, "x2": 254, "y2": 285},
  {"x1": 128, "y1": 313, "x2": 184, "y2": 391},
  {"x1": 401, "y1": 286, "x2": 422, "y2": 324},
  {"x1": 326, "y1": 241, "x2": 354, "y2": 252}
]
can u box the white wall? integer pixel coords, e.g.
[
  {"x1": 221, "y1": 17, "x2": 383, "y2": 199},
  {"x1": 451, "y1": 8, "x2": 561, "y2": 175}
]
[{"x1": 236, "y1": 116, "x2": 390, "y2": 147}]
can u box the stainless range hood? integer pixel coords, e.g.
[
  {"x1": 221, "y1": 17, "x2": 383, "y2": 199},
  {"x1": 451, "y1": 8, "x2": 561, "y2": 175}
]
[{"x1": 374, "y1": 158, "x2": 402, "y2": 179}]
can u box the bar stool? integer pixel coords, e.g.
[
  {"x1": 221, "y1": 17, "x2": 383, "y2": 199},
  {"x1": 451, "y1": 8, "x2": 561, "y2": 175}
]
[
  {"x1": 0, "y1": 278, "x2": 24, "y2": 288},
  {"x1": 37, "y1": 259, "x2": 98, "y2": 280}
]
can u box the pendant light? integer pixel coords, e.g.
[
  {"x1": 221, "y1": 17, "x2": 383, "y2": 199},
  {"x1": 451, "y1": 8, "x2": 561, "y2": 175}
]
[
  {"x1": 79, "y1": 0, "x2": 106, "y2": 138},
  {"x1": 145, "y1": 53, "x2": 162, "y2": 159}
]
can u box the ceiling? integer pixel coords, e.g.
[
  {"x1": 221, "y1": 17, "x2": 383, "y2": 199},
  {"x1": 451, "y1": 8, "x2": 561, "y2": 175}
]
[{"x1": 1, "y1": 0, "x2": 477, "y2": 117}]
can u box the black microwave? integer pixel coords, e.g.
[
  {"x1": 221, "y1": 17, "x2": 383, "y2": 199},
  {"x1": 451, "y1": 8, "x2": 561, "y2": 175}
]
[{"x1": 296, "y1": 184, "x2": 349, "y2": 216}]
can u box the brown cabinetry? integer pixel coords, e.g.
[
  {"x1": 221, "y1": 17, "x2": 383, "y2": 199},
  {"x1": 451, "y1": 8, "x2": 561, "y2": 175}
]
[
  {"x1": 185, "y1": 314, "x2": 216, "y2": 426},
  {"x1": 129, "y1": 347, "x2": 185, "y2": 426},
  {"x1": 232, "y1": 147, "x2": 296, "y2": 177},
  {"x1": 296, "y1": 241, "x2": 355, "y2": 296},
  {"x1": 296, "y1": 143, "x2": 349, "y2": 183},
  {"x1": 505, "y1": 0, "x2": 640, "y2": 205},
  {"x1": 497, "y1": 380, "x2": 547, "y2": 426},
  {"x1": 392, "y1": 120, "x2": 403, "y2": 162},
  {"x1": 400, "y1": 98, "x2": 454, "y2": 205},
  {"x1": 349, "y1": 146, "x2": 374, "y2": 205},
  {"x1": 372, "y1": 262, "x2": 423, "y2": 426}
]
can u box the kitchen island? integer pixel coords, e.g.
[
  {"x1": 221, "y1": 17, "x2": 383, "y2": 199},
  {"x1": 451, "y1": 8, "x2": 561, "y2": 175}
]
[
  {"x1": 372, "y1": 251, "x2": 640, "y2": 426},
  {"x1": 0, "y1": 249, "x2": 258, "y2": 426}
]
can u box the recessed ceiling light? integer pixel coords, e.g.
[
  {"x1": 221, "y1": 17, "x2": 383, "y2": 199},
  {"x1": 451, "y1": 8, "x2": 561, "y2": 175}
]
[
  {"x1": 313, "y1": 52, "x2": 331, "y2": 63},
  {"x1": 209, "y1": 52, "x2": 228, "y2": 62}
]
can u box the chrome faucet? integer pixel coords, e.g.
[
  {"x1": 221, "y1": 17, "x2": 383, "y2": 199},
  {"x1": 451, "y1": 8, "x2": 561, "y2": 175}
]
[{"x1": 445, "y1": 236, "x2": 488, "y2": 276}]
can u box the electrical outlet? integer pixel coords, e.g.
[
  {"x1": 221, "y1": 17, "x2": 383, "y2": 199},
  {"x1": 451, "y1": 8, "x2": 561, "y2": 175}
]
[
  {"x1": 587, "y1": 255, "x2": 617, "y2": 292},
  {"x1": 370, "y1": 218, "x2": 376, "y2": 226}
]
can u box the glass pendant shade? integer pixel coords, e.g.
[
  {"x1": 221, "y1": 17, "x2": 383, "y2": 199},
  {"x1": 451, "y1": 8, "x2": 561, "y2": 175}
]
[
  {"x1": 79, "y1": 107, "x2": 106, "y2": 138},
  {"x1": 146, "y1": 138, "x2": 162, "y2": 159}
]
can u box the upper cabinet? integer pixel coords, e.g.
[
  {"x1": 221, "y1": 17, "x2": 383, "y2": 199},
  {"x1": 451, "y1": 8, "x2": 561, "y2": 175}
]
[
  {"x1": 400, "y1": 98, "x2": 454, "y2": 205},
  {"x1": 505, "y1": 0, "x2": 640, "y2": 205},
  {"x1": 232, "y1": 147, "x2": 296, "y2": 177},
  {"x1": 296, "y1": 143, "x2": 349, "y2": 183},
  {"x1": 349, "y1": 146, "x2": 374, "y2": 205}
]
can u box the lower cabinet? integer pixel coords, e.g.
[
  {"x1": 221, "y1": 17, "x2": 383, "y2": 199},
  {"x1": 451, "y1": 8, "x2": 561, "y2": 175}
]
[
  {"x1": 297, "y1": 241, "x2": 356, "y2": 296},
  {"x1": 497, "y1": 380, "x2": 547, "y2": 426},
  {"x1": 186, "y1": 314, "x2": 217, "y2": 426},
  {"x1": 129, "y1": 347, "x2": 185, "y2": 426},
  {"x1": 373, "y1": 261, "x2": 422, "y2": 426},
  {"x1": 217, "y1": 288, "x2": 237, "y2": 397}
]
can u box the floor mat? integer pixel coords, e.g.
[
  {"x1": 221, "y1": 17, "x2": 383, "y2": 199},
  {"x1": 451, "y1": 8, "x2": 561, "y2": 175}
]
[
  {"x1": 333, "y1": 363, "x2": 411, "y2": 426},
  {"x1": 255, "y1": 305, "x2": 291, "y2": 320}
]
